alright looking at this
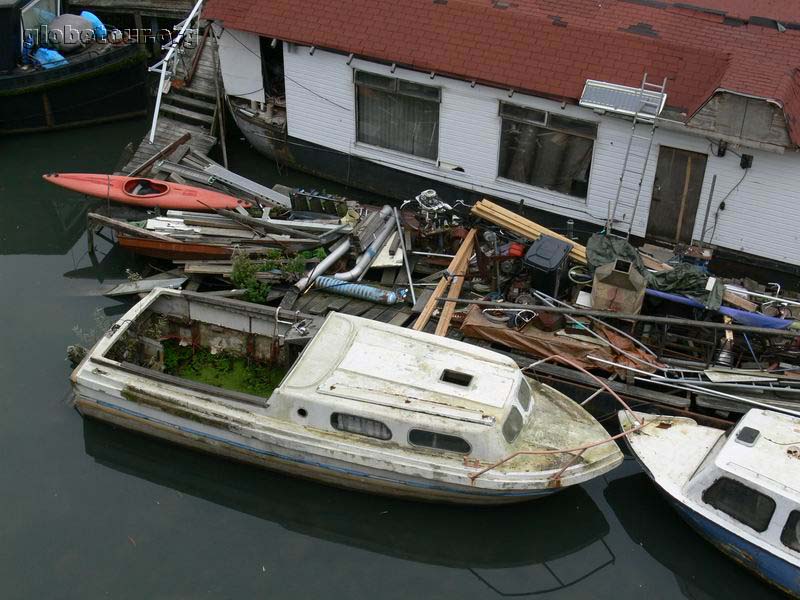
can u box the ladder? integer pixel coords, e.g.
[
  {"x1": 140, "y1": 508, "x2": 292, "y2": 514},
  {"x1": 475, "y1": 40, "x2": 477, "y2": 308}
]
[{"x1": 606, "y1": 73, "x2": 667, "y2": 237}]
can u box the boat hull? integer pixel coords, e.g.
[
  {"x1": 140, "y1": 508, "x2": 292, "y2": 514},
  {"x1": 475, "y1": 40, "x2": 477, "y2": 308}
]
[
  {"x1": 670, "y1": 493, "x2": 800, "y2": 597},
  {"x1": 43, "y1": 173, "x2": 250, "y2": 211},
  {"x1": 117, "y1": 235, "x2": 234, "y2": 260},
  {"x1": 0, "y1": 43, "x2": 148, "y2": 134},
  {"x1": 74, "y1": 396, "x2": 555, "y2": 505},
  {"x1": 621, "y1": 426, "x2": 800, "y2": 598}
]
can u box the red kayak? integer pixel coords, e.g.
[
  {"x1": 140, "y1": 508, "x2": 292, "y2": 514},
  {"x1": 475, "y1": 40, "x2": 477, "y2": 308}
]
[{"x1": 42, "y1": 173, "x2": 251, "y2": 211}]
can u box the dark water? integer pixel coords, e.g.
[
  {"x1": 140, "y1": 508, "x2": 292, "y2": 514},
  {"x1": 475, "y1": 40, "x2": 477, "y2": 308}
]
[{"x1": 0, "y1": 120, "x2": 783, "y2": 599}]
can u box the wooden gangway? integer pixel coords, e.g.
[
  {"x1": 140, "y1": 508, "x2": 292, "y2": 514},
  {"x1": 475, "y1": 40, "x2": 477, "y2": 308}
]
[{"x1": 119, "y1": 1, "x2": 220, "y2": 177}]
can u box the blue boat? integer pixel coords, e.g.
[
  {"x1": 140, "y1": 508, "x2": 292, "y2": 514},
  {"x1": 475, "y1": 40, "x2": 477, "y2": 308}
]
[{"x1": 620, "y1": 409, "x2": 800, "y2": 597}]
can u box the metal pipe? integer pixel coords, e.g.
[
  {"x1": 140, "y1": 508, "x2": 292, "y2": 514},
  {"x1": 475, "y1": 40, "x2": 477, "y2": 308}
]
[
  {"x1": 295, "y1": 237, "x2": 351, "y2": 291},
  {"x1": 314, "y1": 276, "x2": 399, "y2": 304},
  {"x1": 432, "y1": 297, "x2": 800, "y2": 338},
  {"x1": 698, "y1": 174, "x2": 717, "y2": 249},
  {"x1": 725, "y1": 286, "x2": 800, "y2": 308},
  {"x1": 333, "y1": 206, "x2": 394, "y2": 281},
  {"x1": 394, "y1": 207, "x2": 416, "y2": 305}
]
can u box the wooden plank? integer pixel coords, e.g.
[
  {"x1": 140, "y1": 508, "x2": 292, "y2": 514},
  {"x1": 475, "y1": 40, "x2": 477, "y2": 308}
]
[
  {"x1": 412, "y1": 229, "x2": 476, "y2": 331},
  {"x1": 338, "y1": 299, "x2": 373, "y2": 316},
  {"x1": 361, "y1": 306, "x2": 387, "y2": 321},
  {"x1": 88, "y1": 213, "x2": 180, "y2": 242},
  {"x1": 434, "y1": 231, "x2": 475, "y2": 336},
  {"x1": 388, "y1": 310, "x2": 413, "y2": 327}
]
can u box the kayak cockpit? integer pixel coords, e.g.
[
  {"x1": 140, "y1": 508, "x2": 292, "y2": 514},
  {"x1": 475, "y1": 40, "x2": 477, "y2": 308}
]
[{"x1": 124, "y1": 178, "x2": 169, "y2": 198}]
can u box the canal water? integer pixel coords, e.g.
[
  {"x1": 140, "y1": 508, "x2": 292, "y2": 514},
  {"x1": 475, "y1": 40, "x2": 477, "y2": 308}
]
[{"x1": 0, "y1": 120, "x2": 783, "y2": 599}]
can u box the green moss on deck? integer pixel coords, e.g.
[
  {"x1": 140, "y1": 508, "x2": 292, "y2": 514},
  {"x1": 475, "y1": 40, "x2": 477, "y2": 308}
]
[{"x1": 162, "y1": 340, "x2": 286, "y2": 398}]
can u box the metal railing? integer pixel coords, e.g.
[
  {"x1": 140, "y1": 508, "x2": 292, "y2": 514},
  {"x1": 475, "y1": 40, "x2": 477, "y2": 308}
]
[
  {"x1": 467, "y1": 354, "x2": 645, "y2": 484},
  {"x1": 147, "y1": 0, "x2": 205, "y2": 143}
]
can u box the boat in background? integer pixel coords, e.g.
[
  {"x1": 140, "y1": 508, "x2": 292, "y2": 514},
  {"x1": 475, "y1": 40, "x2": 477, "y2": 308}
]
[
  {"x1": 71, "y1": 288, "x2": 623, "y2": 504},
  {"x1": 0, "y1": 1, "x2": 147, "y2": 134},
  {"x1": 43, "y1": 173, "x2": 251, "y2": 211},
  {"x1": 620, "y1": 409, "x2": 800, "y2": 597}
]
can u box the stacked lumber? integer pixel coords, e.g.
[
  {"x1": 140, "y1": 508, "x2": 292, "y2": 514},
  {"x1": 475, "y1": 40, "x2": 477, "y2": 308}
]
[{"x1": 471, "y1": 199, "x2": 587, "y2": 264}]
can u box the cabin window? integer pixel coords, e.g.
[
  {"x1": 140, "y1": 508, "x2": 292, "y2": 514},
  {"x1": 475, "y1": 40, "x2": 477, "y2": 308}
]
[
  {"x1": 408, "y1": 429, "x2": 470, "y2": 454},
  {"x1": 330, "y1": 413, "x2": 392, "y2": 441},
  {"x1": 355, "y1": 71, "x2": 440, "y2": 160},
  {"x1": 702, "y1": 477, "x2": 776, "y2": 532},
  {"x1": 497, "y1": 102, "x2": 596, "y2": 198},
  {"x1": 21, "y1": 0, "x2": 60, "y2": 45},
  {"x1": 502, "y1": 406, "x2": 524, "y2": 443},
  {"x1": 781, "y1": 511, "x2": 800, "y2": 552},
  {"x1": 517, "y1": 381, "x2": 532, "y2": 411}
]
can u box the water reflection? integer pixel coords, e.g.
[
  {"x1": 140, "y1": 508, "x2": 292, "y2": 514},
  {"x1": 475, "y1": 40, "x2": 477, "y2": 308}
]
[
  {"x1": 83, "y1": 417, "x2": 613, "y2": 593},
  {"x1": 605, "y1": 472, "x2": 781, "y2": 599},
  {"x1": 0, "y1": 194, "x2": 89, "y2": 255}
]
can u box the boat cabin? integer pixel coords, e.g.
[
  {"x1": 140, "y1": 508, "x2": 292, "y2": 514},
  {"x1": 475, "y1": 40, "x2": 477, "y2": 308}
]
[
  {"x1": 683, "y1": 410, "x2": 800, "y2": 559},
  {"x1": 97, "y1": 288, "x2": 536, "y2": 462},
  {"x1": 273, "y1": 309, "x2": 534, "y2": 460}
]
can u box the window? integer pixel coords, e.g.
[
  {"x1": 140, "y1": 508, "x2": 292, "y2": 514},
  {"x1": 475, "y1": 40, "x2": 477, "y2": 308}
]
[
  {"x1": 355, "y1": 71, "x2": 440, "y2": 160},
  {"x1": 781, "y1": 511, "x2": 800, "y2": 552},
  {"x1": 409, "y1": 429, "x2": 470, "y2": 454},
  {"x1": 702, "y1": 477, "x2": 776, "y2": 532},
  {"x1": 497, "y1": 103, "x2": 596, "y2": 198},
  {"x1": 330, "y1": 413, "x2": 392, "y2": 441},
  {"x1": 21, "y1": 0, "x2": 59, "y2": 45},
  {"x1": 503, "y1": 406, "x2": 524, "y2": 443},
  {"x1": 517, "y1": 381, "x2": 532, "y2": 411}
]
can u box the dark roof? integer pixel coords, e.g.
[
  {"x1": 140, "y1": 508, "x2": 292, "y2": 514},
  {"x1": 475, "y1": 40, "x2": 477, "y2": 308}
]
[{"x1": 204, "y1": 0, "x2": 800, "y2": 145}]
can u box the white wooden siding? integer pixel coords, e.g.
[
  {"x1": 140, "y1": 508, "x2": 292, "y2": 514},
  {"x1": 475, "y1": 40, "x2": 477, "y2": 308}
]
[{"x1": 282, "y1": 43, "x2": 800, "y2": 266}]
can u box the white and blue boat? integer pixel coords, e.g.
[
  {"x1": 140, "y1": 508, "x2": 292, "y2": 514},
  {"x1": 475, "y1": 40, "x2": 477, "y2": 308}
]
[{"x1": 620, "y1": 409, "x2": 800, "y2": 597}]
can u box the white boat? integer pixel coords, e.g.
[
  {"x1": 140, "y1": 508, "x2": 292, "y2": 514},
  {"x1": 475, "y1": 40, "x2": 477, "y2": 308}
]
[
  {"x1": 619, "y1": 409, "x2": 800, "y2": 596},
  {"x1": 71, "y1": 288, "x2": 622, "y2": 504}
]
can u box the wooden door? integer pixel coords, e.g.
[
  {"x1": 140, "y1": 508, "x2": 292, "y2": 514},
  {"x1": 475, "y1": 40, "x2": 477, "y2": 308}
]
[{"x1": 646, "y1": 147, "x2": 708, "y2": 244}]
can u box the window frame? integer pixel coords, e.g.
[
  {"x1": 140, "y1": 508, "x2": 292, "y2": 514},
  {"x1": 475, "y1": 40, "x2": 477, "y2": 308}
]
[
  {"x1": 330, "y1": 412, "x2": 392, "y2": 441},
  {"x1": 408, "y1": 428, "x2": 471, "y2": 455},
  {"x1": 353, "y1": 69, "x2": 442, "y2": 162},
  {"x1": 781, "y1": 510, "x2": 800, "y2": 553},
  {"x1": 20, "y1": 0, "x2": 61, "y2": 51},
  {"x1": 701, "y1": 476, "x2": 776, "y2": 533},
  {"x1": 496, "y1": 101, "x2": 598, "y2": 200}
]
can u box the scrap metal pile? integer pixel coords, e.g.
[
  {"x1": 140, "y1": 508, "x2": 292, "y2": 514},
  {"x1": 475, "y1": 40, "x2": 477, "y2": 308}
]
[{"x1": 84, "y1": 175, "x2": 800, "y2": 419}]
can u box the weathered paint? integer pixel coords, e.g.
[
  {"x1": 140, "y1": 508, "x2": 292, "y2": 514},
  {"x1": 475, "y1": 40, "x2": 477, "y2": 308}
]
[
  {"x1": 71, "y1": 289, "x2": 623, "y2": 504},
  {"x1": 621, "y1": 410, "x2": 800, "y2": 596}
]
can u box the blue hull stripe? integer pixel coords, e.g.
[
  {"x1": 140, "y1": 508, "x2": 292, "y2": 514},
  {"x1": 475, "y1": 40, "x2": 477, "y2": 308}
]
[
  {"x1": 671, "y1": 499, "x2": 800, "y2": 596},
  {"x1": 90, "y1": 399, "x2": 548, "y2": 499}
]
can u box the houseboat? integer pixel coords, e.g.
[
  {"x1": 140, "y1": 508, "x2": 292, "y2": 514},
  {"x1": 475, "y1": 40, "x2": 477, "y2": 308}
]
[
  {"x1": 620, "y1": 409, "x2": 800, "y2": 596},
  {"x1": 70, "y1": 288, "x2": 623, "y2": 504},
  {"x1": 0, "y1": 0, "x2": 147, "y2": 134},
  {"x1": 205, "y1": 0, "x2": 800, "y2": 276}
]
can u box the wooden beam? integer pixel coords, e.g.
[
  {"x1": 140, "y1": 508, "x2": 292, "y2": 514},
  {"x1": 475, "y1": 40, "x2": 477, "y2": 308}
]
[
  {"x1": 87, "y1": 213, "x2": 180, "y2": 242},
  {"x1": 434, "y1": 234, "x2": 475, "y2": 336},
  {"x1": 412, "y1": 229, "x2": 476, "y2": 331}
]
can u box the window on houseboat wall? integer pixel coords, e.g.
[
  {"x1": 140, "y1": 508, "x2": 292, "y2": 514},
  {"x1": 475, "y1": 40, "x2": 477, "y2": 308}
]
[
  {"x1": 355, "y1": 71, "x2": 440, "y2": 160},
  {"x1": 701, "y1": 477, "x2": 776, "y2": 532},
  {"x1": 497, "y1": 103, "x2": 596, "y2": 198},
  {"x1": 330, "y1": 413, "x2": 392, "y2": 440},
  {"x1": 408, "y1": 429, "x2": 470, "y2": 454},
  {"x1": 781, "y1": 511, "x2": 800, "y2": 552},
  {"x1": 21, "y1": 0, "x2": 59, "y2": 43}
]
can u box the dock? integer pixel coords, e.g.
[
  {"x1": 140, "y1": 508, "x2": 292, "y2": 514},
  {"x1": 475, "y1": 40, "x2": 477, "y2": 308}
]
[{"x1": 119, "y1": 17, "x2": 220, "y2": 178}]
